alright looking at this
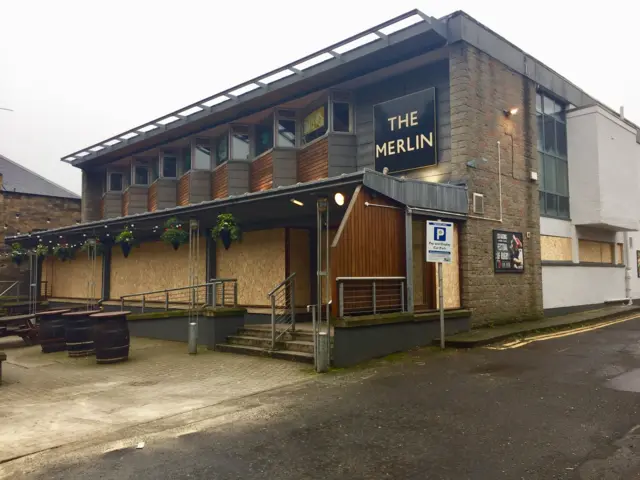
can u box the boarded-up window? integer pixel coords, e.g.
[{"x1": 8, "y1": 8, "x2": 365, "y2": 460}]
[
  {"x1": 541, "y1": 235, "x2": 572, "y2": 261},
  {"x1": 578, "y1": 240, "x2": 615, "y2": 264},
  {"x1": 616, "y1": 243, "x2": 624, "y2": 265}
]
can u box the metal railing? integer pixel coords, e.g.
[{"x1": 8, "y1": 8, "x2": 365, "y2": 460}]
[
  {"x1": 0, "y1": 281, "x2": 20, "y2": 298},
  {"x1": 268, "y1": 273, "x2": 296, "y2": 349},
  {"x1": 120, "y1": 278, "x2": 237, "y2": 313},
  {"x1": 337, "y1": 277, "x2": 406, "y2": 318}
]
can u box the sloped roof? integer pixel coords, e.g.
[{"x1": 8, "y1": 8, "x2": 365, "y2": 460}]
[{"x1": 0, "y1": 154, "x2": 80, "y2": 199}]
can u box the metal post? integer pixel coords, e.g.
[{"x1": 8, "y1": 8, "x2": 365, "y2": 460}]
[
  {"x1": 338, "y1": 282, "x2": 344, "y2": 317},
  {"x1": 438, "y1": 262, "x2": 445, "y2": 349},
  {"x1": 188, "y1": 321, "x2": 198, "y2": 354},
  {"x1": 222, "y1": 283, "x2": 226, "y2": 307},
  {"x1": 233, "y1": 282, "x2": 238, "y2": 307},
  {"x1": 141, "y1": 295, "x2": 146, "y2": 314},
  {"x1": 291, "y1": 277, "x2": 296, "y2": 332},
  {"x1": 317, "y1": 331, "x2": 329, "y2": 373},
  {"x1": 308, "y1": 304, "x2": 317, "y2": 370},
  {"x1": 400, "y1": 281, "x2": 405, "y2": 312},
  {"x1": 270, "y1": 295, "x2": 276, "y2": 350},
  {"x1": 120, "y1": 297, "x2": 124, "y2": 310},
  {"x1": 213, "y1": 283, "x2": 218, "y2": 307},
  {"x1": 372, "y1": 281, "x2": 377, "y2": 315},
  {"x1": 165, "y1": 291, "x2": 169, "y2": 311}
]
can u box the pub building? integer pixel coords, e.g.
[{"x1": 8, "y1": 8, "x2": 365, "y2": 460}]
[{"x1": 9, "y1": 10, "x2": 640, "y2": 366}]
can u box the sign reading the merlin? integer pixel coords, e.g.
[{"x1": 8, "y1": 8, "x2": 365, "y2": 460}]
[{"x1": 373, "y1": 88, "x2": 437, "y2": 173}]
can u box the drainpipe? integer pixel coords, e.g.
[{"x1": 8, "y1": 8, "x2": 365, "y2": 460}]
[{"x1": 624, "y1": 231, "x2": 633, "y2": 305}]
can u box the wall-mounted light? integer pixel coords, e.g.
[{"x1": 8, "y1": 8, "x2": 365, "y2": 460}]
[
  {"x1": 15, "y1": 213, "x2": 20, "y2": 219},
  {"x1": 504, "y1": 107, "x2": 519, "y2": 118},
  {"x1": 334, "y1": 192, "x2": 345, "y2": 207},
  {"x1": 46, "y1": 218, "x2": 51, "y2": 224},
  {"x1": 291, "y1": 199, "x2": 304, "y2": 207}
]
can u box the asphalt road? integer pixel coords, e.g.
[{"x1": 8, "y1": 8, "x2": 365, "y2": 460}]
[{"x1": 30, "y1": 318, "x2": 640, "y2": 479}]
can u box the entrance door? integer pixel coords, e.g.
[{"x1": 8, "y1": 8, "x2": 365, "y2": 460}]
[{"x1": 412, "y1": 220, "x2": 436, "y2": 311}]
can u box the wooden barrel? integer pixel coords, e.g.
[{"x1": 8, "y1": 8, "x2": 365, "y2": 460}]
[
  {"x1": 91, "y1": 311, "x2": 130, "y2": 364},
  {"x1": 38, "y1": 309, "x2": 71, "y2": 353},
  {"x1": 64, "y1": 310, "x2": 101, "y2": 357}
]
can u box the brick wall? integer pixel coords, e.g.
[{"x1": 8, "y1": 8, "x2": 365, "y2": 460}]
[
  {"x1": 0, "y1": 192, "x2": 80, "y2": 283},
  {"x1": 177, "y1": 172, "x2": 190, "y2": 206},
  {"x1": 122, "y1": 189, "x2": 130, "y2": 216},
  {"x1": 148, "y1": 182, "x2": 158, "y2": 211},
  {"x1": 212, "y1": 164, "x2": 228, "y2": 199},
  {"x1": 450, "y1": 43, "x2": 543, "y2": 325},
  {"x1": 250, "y1": 153, "x2": 273, "y2": 192},
  {"x1": 297, "y1": 138, "x2": 328, "y2": 183}
]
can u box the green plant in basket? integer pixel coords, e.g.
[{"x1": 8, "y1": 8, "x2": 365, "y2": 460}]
[
  {"x1": 80, "y1": 238, "x2": 104, "y2": 257},
  {"x1": 52, "y1": 243, "x2": 75, "y2": 262},
  {"x1": 210, "y1": 213, "x2": 241, "y2": 250},
  {"x1": 35, "y1": 243, "x2": 50, "y2": 258},
  {"x1": 115, "y1": 227, "x2": 135, "y2": 258},
  {"x1": 10, "y1": 243, "x2": 27, "y2": 266},
  {"x1": 160, "y1": 217, "x2": 189, "y2": 251}
]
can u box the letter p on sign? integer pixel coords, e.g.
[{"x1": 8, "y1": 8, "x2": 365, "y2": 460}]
[{"x1": 435, "y1": 228, "x2": 447, "y2": 241}]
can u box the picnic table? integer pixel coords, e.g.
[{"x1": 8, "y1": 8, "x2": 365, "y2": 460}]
[{"x1": 0, "y1": 314, "x2": 38, "y2": 345}]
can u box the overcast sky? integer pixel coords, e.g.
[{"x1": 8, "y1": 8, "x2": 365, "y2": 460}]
[{"x1": 1, "y1": 0, "x2": 637, "y2": 194}]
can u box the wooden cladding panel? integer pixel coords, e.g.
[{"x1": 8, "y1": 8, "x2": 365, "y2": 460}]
[
  {"x1": 100, "y1": 197, "x2": 105, "y2": 219},
  {"x1": 177, "y1": 172, "x2": 190, "y2": 206},
  {"x1": 297, "y1": 138, "x2": 328, "y2": 183},
  {"x1": 212, "y1": 164, "x2": 228, "y2": 199},
  {"x1": 330, "y1": 188, "x2": 405, "y2": 314},
  {"x1": 250, "y1": 153, "x2": 273, "y2": 192},
  {"x1": 122, "y1": 190, "x2": 130, "y2": 216},
  {"x1": 147, "y1": 182, "x2": 158, "y2": 212}
]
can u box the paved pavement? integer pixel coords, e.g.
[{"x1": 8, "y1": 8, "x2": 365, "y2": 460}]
[
  {"x1": 0, "y1": 336, "x2": 311, "y2": 466},
  {"x1": 13, "y1": 314, "x2": 640, "y2": 479}
]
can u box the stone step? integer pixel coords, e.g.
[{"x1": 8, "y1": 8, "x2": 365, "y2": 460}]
[
  {"x1": 238, "y1": 326, "x2": 313, "y2": 342},
  {"x1": 215, "y1": 343, "x2": 314, "y2": 364},
  {"x1": 227, "y1": 335, "x2": 314, "y2": 354}
]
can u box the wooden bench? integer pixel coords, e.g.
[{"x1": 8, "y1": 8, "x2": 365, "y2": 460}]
[
  {"x1": 0, "y1": 314, "x2": 37, "y2": 345},
  {"x1": 0, "y1": 352, "x2": 6, "y2": 385}
]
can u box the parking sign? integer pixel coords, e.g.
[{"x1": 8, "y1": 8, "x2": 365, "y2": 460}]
[{"x1": 426, "y1": 221, "x2": 453, "y2": 263}]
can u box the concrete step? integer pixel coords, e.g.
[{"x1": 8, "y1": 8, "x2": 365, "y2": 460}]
[
  {"x1": 227, "y1": 335, "x2": 314, "y2": 354},
  {"x1": 215, "y1": 343, "x2": 314, "y2": 364},
  {"x1": 239, "y1": 326, "x2": 314, "y2": 342}
]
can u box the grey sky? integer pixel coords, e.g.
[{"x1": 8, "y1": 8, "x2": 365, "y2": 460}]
[{"x1": 1, "y1": 0, "x2": 636, "y2": 195}]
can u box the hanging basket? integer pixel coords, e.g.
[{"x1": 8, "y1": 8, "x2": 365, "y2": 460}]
[
  {"x1": 220, "y1": 228, "x2": 232, "y2": 250},
  {"x1": 171, "y1": 239, "x2": 181, "y2": 251},
  {"x1": 11, "y1": 256, "x2": 22, "y2": 266},
  {"x1": 121, "y1": 242, "x2": 132, "y2": 258}
]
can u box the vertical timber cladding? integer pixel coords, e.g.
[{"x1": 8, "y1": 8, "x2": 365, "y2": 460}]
[
  {"x1": 297, "y1": 138, "x2": 329, "y2": 183},
  {"x1": 109, "y1": 240, "x2": 206, "y2": 301},
  {"x1": 212, "y1": 164, "x2": 229, "y2": 199},
  {"x1": 216, "y1": 229, "x2": 286, "y2": 307},
  {"x1": 330, "y1": 188, "x2": 405, "y2": 315},
  {"x1": 374, "y1": 88, "x2": 437, "y2": 173},
  {"x1": 43, "y1": 255, "x2": 104, "y2": 300},
  {"x1": 177, "y1": 172, "x2": 191, "y2": 206},
  {"x1": 450, "y1": 44, "x2": 542, "y2": 325},
  {"x1": 250, "y1": 153, "x2": 273, "y2": 192},
  {"x1": 147, "y1": 182, "x2": 158, "y2": 212}
]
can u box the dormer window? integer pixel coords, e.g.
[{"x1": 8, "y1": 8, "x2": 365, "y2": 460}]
[
  {"x1": 107, "y1": 171, "x2": 123, "y2": 192},
  {"x1": 131, "y1": 160, "x2": 150, "y2": 186}
]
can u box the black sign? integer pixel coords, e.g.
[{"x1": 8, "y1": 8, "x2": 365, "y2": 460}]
[
  {"x1": 493, "y1": 230, "x2": 524, "y2": 273},
  {"x1": 373, "y1": 88, "x2": 437, "y2": 173}
]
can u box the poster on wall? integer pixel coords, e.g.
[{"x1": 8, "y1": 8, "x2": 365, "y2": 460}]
[
  {"x1": 373, "y1": 88, "x2": 437, "y2": 174},
  {"x1": 493, "y1": 230, "x2": 524, "y2": 273},
  {"x1": 636, "y1": 251, "x2": 640, "y2": 278}
]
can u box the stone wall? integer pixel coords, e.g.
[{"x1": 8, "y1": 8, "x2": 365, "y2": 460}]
[
  {"x1": 449, "y1": 43, "x2": 543, "y2": 325},
  {"x1": 0, "y1": 191, "x2": 81, "y2": 285}
]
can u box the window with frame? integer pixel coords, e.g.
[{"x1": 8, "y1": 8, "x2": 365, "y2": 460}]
[
  {"x1": 133, "y1": 164, "x2": 149, "y2": 185},
  {"x1": 194, "y1": 139, "x2": 211, "y2": 169},
  {"x1": 231, "y1": 126, "x2": 250, "y2": 160},
  {"x1": 537, "y1": 92, "x2": 569, "y2": 218},
  {"x1": 332, "y1": 102, "x2": 351, "y2": 132},
  {"x1": 107, "y1": 172, "x2": 123, "y2": 192},
  {"x1": 255, "y1": 115, "x2": 274, "y2": 156},
  {"x1": 277, "y1": 110, "x2": 296, "y2": 148},
  {"x1": 302, "y1": 103, "x2": 328, "y2": 144},
  {"x1": 213, "y1": 133, "x2": 229, "y2": 166},
  {"x1": 162, "y1": 152, "x2": 178, "y2": 178}
]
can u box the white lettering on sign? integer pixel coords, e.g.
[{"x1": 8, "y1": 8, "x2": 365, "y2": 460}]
[
  {"x1": 426, "y1": 221, "x2": 453, "y2": 264},
  {"x1": 375, "y1": 132, "x2": 434, "y2": 158}
]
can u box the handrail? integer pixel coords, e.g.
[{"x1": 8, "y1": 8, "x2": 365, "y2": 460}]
[
  {"x1": 268, "y1": 273, "x2": 297, "y2": 296},
  {"x1": 336, "y1": 276, "x2": 406, "y2": 281},
  {"x1": 0, "y1": 281, "x2": 19, "y2": 297},
  {"x1": 121, "y1": 282, "x2": 221, "y2": 300}
]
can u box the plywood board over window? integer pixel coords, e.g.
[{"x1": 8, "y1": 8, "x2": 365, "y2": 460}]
[
  {"x1": 579, "y1": 239, "x2": 614, "y2": 264},
  {"x1": 541, "y1": 235, "x2": 573, "y2": 261},
  {"x1": 435, "y1": 223, "x2": 461, "y2": 310},
  {"x1": 110, "y1": 240, "x2": 206, "y2": 300},
  {"x1": 216, "y1": 229, "x2": 286, "y2": 307},
  {"x1": 288, "y1": 229, "x2": 310, "y2": 306},
  {"x1": 43, "y1": 254, "x2": 104, "y2": 300}
]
